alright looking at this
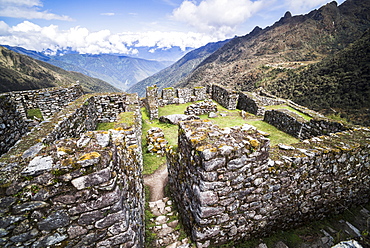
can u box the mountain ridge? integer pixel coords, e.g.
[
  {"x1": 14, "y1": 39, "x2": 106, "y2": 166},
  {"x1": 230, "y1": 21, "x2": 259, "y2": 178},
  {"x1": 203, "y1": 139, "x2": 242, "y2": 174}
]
[
  {"x1": 2, "y1": 46, "x2": 171, "y2": 91},
  {"x1": 175, "y1": 0, "x2": 370, "y2": 89},
  {"x1": 0, "y1": 46, "x2": 120, "y2": 93},
  {"x1": 127, "y1": 39, "x2": 230, "y2": 97}
]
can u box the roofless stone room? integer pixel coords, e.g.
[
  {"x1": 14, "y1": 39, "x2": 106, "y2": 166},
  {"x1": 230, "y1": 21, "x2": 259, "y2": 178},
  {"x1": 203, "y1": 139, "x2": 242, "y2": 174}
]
[{"x1": 0, "y1": 0, "x2": 369, "y2": 247}]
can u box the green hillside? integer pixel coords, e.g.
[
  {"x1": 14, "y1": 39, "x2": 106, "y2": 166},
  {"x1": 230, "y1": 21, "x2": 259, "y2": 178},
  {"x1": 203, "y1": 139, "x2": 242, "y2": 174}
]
[{"x1": 0, "y1": 46, "x2": 120, "y2": 93}]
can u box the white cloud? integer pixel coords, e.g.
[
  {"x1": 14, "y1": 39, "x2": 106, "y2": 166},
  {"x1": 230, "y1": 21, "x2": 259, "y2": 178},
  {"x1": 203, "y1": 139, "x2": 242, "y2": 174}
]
[
  {"x1": 101, "y1": 13, "x2": 115, "y2": 16},
  {"x1": 0, "y1": 21, "x2": 10, "y2": 35},
  {"x1": 0, "y1": 0, "x2": 73, "y2": 20},
  {"x1": 172, "y1": 0, "x2": 266, "y2": 37},
  {"x1": 0, "y1": 21, "x2": 216, "y2": 55}
]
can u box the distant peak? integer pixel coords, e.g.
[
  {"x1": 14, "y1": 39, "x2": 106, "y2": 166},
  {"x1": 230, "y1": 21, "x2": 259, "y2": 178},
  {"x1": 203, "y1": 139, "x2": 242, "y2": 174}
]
[
  {"x1": 250, "y1": 26, "x2": 262, "y2": 36},
  {"x1": 284, "y1": 11, "x2": 292, "y2": 19}
]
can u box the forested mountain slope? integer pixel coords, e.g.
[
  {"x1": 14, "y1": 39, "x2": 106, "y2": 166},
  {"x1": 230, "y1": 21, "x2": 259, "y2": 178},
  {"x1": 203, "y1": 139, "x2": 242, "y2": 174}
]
[
  {"x1": 264, "y1": 29, "x2": 370, "y2": 125},
  {"x1": 175, "y1": 0, "x2": 370, "y2": 91}
]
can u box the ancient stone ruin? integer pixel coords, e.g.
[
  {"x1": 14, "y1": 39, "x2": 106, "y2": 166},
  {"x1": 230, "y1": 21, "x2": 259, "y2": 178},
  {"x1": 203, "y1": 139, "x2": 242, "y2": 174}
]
[
  {"x1": 0, "y1": 83, "x2": 369, "y2": 248},
  {"x1": 167, "y1": 119, "x2": 370, "y2": 247},
  {"x1": 0, "y1": 85, "x2": 144, "y2": 247},
  {"x1": 184, "y1": 100, "x2": 218, "y2": 116}
]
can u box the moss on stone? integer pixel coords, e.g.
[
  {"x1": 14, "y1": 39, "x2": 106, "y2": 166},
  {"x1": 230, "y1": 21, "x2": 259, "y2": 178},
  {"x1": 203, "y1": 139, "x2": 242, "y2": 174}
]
[{"x1": 79, "y1": 152, "x2": 101, "y2": 161}]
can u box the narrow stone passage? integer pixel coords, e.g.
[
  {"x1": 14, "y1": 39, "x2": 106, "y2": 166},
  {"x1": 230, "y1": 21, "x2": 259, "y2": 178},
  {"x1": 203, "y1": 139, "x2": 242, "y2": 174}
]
[
  {"x1": 144, "y1": 163, "x2": 168, "y2": 202},
  {"x1": 144, "y1": 164, "x2": 190, "y2": 248}
]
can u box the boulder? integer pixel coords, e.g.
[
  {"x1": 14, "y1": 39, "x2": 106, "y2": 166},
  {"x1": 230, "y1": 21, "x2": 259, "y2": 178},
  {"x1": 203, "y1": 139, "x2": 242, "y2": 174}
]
[{"x1": 159, "y1": 114, "x2": 200, "y2": 125}]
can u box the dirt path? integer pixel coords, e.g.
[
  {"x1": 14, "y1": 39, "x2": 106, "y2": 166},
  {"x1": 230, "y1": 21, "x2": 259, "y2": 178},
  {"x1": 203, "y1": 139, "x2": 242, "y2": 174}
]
[{"x1": 143, "y1": 163, "x2": 168, "y2": 202}]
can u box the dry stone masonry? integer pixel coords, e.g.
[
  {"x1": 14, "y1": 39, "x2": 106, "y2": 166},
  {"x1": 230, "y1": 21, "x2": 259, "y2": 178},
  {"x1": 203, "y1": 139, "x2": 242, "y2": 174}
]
[
  {"x1": 146, "y1": 127, "x2": 168, "y2": 156},
  {"x1": 0, "y1": 84, "x2": 84, "y2": 156},
  {"x1": 237, "y1": 91, "x2": 286, "y2": 116},
  {"x1": 0, "y1": 91, "x2": 144, "y2": 247},
  {"x1": 167, "y1": 119, "x2": 370, "y2": 247},
  {"x1": 0, "y1": 95, "x2": 28, "y2": 156},
  {"x1": 264, "y1": 109, "x2": 349, "y2": 140},
  {"x1": 184, "y1": 100, "x2": 217, "y2": 116},
  {"x1": 145, "y1": 85, "x2": 159, "y2": 120},
  {"x1": 145, "y1": 85, "x2": 209, "y2": 120},
  {"x1": 6, "y1": 84, "x2": 83, "y2": 120},
  {"x1": 211, "y1": 84, "x2": 238, "y2": 110},
  {"x1": 0, "y1": 130, "x2": 144, "y2": 247},
  {"x1": 1, "y1": 82, "x2": 369, "y2": 248}
]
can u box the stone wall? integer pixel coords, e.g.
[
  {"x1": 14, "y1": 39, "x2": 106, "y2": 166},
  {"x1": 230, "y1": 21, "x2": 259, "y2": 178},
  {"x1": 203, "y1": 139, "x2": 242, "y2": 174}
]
[
  {"x1": 6, "y1": 84, "x2": 84, "y2": 120},
  {"x1": 0, "y1": 92, "x2": 144, "y2": 247},
  {"x1": 237, "y1": 92, "x2": 286, "y2": 116},
  {"x1": 0, "y1": 95, "x2": 28, "y2": 156},
  {"x1": 158, "y1": 86, "x2": 209, "y2": 106},
  {"x1": 161, "y1": 87, "x2": 176, "y2": 105},
  {"x1": 144, "y1": 85, "x2": 209, "y2": 119},
  {"x1": 95, "y1": 93, "x2": 141, "y2": 123},
  {"x1": 211, "y1": 84, "x2": 238, "y2": 110},
  {"x1": 146, "y1": 86, "x2": 159, "y2": 120},
  {"x1": 184, "y1": 100, "x2": 217, "y2": 116},
  {"x1": 264, "y1": 109, "x2": 348, "y2": 140},
  {"x1": 0, "y1": 129, "x2": 143, "y2": 247},
  {"x1": 167, "y1": 119, "x2": 370, "y2": 247}
]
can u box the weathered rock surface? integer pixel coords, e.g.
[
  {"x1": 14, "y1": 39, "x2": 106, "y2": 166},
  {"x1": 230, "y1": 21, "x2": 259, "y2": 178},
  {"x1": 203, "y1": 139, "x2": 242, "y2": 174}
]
[{"x1": 159, "y1": 114, "x2": 200, "y2": 125}]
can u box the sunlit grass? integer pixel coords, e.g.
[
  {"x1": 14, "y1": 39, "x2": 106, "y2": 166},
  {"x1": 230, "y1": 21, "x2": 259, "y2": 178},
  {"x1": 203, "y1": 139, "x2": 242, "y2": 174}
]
[
  {"x1": 96, "y1": 122, "x2": 115, "y2": 130},
  {"x1": 245, "y1": 120, "x2": 299, "y2": 146},
  {"x1": 141, "y1": 101, "x2": 301, "y2": 175},
  {"x1": 265, "y1": 104, "x2": 312, "y2": 121},
  {"x1": 26, "y1": 108, "x2": 44, "y2": 120}
]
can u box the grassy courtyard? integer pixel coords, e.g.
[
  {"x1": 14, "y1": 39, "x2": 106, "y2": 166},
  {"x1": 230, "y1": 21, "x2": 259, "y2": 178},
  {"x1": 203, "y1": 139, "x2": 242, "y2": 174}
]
[{"x1": 141, "y1": 100, "x2": 299, "y2": 175}]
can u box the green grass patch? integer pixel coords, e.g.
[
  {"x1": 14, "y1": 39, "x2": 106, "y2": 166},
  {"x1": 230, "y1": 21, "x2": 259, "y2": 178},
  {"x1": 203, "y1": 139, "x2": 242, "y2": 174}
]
[
  {"x1": 116, "y1": 111, "x2": 135, "y2": 127},
  {"x1": 265, "y1": 105, "x2": 312, "y2": 121},
  {"x1": 26, "y1": 108, "x2": 43, "y2": 120},
  {"x1": 141, "y1": 107, "x2": 177, "y2": 175},
  {"x1": 246, "y1": 120, "x2": 299, "y2": 146},
  {"x1": 327, "y1": 113, "x2": 350, "y2": 124},
  {"x1": 96, "y1": 122, "x2": 115, "y2": 131},
  {"x1": 142, "y1": 153, "x2": 166, "y2": 175},
  {"x1": 158, "y1": 101, "x2": 195, "y2": 116},
  {"x1": 141, "y1": 101, "x2": 300, "y2": 175}
]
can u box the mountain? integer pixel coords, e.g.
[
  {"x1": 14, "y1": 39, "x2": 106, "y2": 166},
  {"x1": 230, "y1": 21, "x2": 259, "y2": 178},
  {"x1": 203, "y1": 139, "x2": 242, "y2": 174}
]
[
  {"x1": 48, "y1": 54, "x2": 172, "y2": 91},
  {"x1": 175, "y1": 0, "x2": 370, "y2": 90},
  {"x1": 127, "y1": 39, "x2": 230, "y2": 97},
  {"x1": 264, "y1": 28, "x2": 370, "y2": 126},
  {"x1": 0, "y1": 46, "x2": 120, "y2": 93},
  {"x1": 3, "y1": 46, "x2": 172, "y2": 91}
]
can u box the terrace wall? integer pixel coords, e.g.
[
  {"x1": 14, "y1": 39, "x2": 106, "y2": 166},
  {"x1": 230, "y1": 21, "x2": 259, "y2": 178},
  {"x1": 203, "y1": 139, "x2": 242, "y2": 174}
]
[
  {"x1": 264, "y1": 109, "x2": 348, "y2": 140},
  {"x1": 237, "y1": 92, "x2": 286, "y2": 116}
]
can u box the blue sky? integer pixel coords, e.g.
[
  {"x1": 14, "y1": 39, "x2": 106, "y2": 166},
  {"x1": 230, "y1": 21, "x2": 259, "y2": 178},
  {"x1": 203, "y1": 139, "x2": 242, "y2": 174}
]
[{"x1": 0, "y1": 0, "x2": 345, "y2": 56}]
